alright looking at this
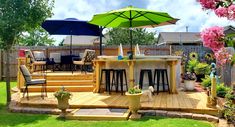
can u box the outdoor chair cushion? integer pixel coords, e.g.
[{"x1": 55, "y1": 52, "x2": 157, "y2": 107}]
[
  {"x1": 20, "y1": 65, "x2": 32, "y2": 82},
  {"x1": 27, "y1": 79, "x2": 46, "y2": 85}
]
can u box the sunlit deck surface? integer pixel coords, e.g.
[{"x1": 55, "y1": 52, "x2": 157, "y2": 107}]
[{"x1": 15, "y1": 91, "x2": 218, "y2": 115}]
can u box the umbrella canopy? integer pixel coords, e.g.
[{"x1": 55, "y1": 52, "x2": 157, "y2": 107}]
[
  {"x1": 89, "y1": 6, "x2": 178, "y2": 58},
  {"x1": 42, "y1": 18, "x2": 100, "y2": 55}
]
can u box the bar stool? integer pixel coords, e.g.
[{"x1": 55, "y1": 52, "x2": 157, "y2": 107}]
[
  {"x1": 111, "y1": 69, "x2": 128, "y2": 95},
  {"x1": 139, "y1": 69, "x2": 154, "y2": 89},
  {"x1": 153, "y1": 69, "x2": 170, "y2": 94},
  {"x1": 100, "y1": 69, "x2": 114, "y2": 94}
]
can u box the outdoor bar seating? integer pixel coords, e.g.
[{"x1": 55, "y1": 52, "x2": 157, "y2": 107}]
[
  {"x1": 153, "y1": 69, "x2": 170, "y2": 94},
  {"x1": 93, "y1": 55, "x2": 181, "y2": 94},
  {"x1": 139, "y1": 69, "x2": 154, "y2": 89},
  {"x1": 112, "y1": 69, "x2": 128, "y2": 95}
]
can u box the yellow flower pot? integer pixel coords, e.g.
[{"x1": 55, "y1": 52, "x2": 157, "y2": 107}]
[{"x1": 126, "y1": 92, "x2": 142, "y2": 114}]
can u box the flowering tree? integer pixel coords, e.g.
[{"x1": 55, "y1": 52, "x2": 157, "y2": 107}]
[
  {"x1": 198, "y1": 0, "x2": 235, "y2": 20},
  {"x1": 198, "y1": 0, "x2": 235, "y2": 66},
  {"x1": 200, "y1": 26, "x2": 233, "y2": 66}
]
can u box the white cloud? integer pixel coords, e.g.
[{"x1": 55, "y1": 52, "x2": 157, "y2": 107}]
[{"x1": 48, "y1": 0, "x2": 235, "y2": 45}]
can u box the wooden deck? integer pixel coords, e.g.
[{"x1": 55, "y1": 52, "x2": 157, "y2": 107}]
[{"x1": 16, "y1": 91, "x2": 218, "y2": 116}]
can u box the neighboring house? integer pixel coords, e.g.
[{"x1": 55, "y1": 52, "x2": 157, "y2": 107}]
[
  {"x1": 63, "y1": 34, "x2": 108, "y2": 46},
  {"x1": 156, "y1": 32, "x2": 201, "y2": 46},
  {"x1": 63, "y1": 35, "x2": 99, "y2": 46},
  {"x1": 156, "y1": 26, "x2": 235, "y2": 46},
  {"x1": 224, "y1": 25, "x2": 235, "y2": 35}
]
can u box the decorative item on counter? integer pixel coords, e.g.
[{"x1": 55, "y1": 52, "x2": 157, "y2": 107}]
[{"x1": 134, "y1": 44, "x2": 141, "y2": 56}]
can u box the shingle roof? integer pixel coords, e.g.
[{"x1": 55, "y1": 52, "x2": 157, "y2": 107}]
[{"x1": 158, "y1": 32, "x2": 201, "y2": 45}]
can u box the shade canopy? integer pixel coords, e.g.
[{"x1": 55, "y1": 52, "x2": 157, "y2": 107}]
[
  {"x1": 89, "y1": 6, "x2": 178, "y2": 59},
  {"x1": 42, "y1": 18, "x2": 100, "y2": 36},
  {"x1": 42, "y1": 18, "x2": 101, "y2": 55},
  {"x1": 89, "y1": 6, "x2": 178, "y2": 28}
]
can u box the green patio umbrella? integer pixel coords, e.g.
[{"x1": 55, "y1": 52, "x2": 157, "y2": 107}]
[{"x1": 89, "y1": 6, "x2": 178, "y2": 58}]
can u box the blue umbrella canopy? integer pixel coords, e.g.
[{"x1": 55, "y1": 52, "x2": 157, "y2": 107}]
[
  {"x1": 42, "y1": 18, "x2": 100, "y2": 36},
  {"x1": 41, "y1": 18, "x2": 101, "y2": 55}
]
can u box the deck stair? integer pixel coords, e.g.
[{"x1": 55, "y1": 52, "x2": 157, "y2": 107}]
[{"x1": 20, "y1": 72, "x2": 95, "y2": 92}]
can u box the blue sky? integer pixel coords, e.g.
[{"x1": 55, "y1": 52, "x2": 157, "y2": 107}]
[{"x1": 49, "y1": 0, "x2": 235, "y2": 44}]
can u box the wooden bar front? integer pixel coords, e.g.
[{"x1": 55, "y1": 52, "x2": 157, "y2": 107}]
[{"x1": 93, "y1": 56, "x2": 181, "y2": 94}]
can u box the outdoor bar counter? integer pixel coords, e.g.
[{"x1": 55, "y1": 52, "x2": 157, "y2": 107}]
[{"x1": 93, "y1": 55, "x2": 181, "y2": 94}]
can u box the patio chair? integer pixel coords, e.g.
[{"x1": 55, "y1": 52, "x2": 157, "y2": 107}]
[
  {"x1": 73, "y1": 49, "x2": 96, "y2": 73},
  {"x1": 20, "y1": 65, "x2": 47, "y2": 100},
  {"x1": 25, "y1": 50, "x2": 46, "y2": 72},
  {"x1": 49, "y1": 52, "x2": 61, "y2": 71}
]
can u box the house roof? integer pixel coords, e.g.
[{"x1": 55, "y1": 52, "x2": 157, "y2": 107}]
[
  {"x1": 157, "y1": 32, "x2": 201, "y2": 45},
  {"x1": 224, "y1": 25, "x2": 235, "y2": 34},
  {"x1": 63, "y1": 35, "x2": 98, "y2": 46}
]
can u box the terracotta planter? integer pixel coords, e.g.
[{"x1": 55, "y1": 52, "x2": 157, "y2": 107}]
[
  {"x1": 126, "y1": 92, "x2": 142, "y2": 114},
  {"x1": 184, "y1": 80, "x2": 195, "y2": 91}
]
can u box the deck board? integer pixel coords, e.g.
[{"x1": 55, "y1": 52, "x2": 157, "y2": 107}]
[{"x1": 17, "y1": 91, "x2": 218, "y2": 115}]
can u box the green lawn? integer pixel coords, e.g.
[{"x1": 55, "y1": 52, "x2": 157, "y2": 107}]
[{"x1": 0, "y1": 81, "x2": 214, "y2": 127}]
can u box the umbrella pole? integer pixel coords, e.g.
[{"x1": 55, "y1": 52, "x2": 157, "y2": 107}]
[
  {"x1": 129, "y1": 11, "x2": 133, "y2": 59},
  {"x1": 70, "y1": 35, "x2": 72, "y2": 72},
  {"x1": 70, "y1": 35, "x2": 72, "y2": 55},
  {"x1": 99, "y1": 27, "x2": 103, "y2": 55}
]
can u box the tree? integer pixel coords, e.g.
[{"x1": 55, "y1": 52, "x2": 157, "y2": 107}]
[
  {"x1": 18, "y1": 27, "x2": 55, "y2": 46},
  {"x1": 106, "y1": 28, "x2": 155, "y2": 45},
  {"x1": 0, "y1": 0, "x2": 54, "y2": 104}
]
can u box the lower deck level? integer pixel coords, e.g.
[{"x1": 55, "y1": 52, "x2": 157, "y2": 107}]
[{"x1": 14, "y1": 91, "x2": 218, "y2": 116}]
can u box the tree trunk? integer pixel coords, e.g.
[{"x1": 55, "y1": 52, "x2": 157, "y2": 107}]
[{"x1": 5, "y1": 48, "x2": 11, "y2": 105}]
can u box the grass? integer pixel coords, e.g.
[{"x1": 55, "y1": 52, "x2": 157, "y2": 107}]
[{"x1": 0, "y1": 81, "x2": 214, "y2": 127}]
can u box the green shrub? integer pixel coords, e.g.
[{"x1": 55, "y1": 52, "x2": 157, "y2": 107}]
[
  {"x1": 201, "y1": 75, "x2": 211, "y2": 88},
  {"x1": 187, "y1": 59, "x2": 199, "y2": 73},
  {"x1": 128, "y1": 86, "x2": 142, "y2": 94},
  {"x1": 216, "y1": 83, "x2": 231, "y2": 98},
  {"x1": 194, "y1": 62, "x2": 211, "y2": 75}
]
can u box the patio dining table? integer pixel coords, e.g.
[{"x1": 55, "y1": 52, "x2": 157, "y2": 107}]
[{"x1": 93, "y1": 55, "x2": 181, "y2": 94}]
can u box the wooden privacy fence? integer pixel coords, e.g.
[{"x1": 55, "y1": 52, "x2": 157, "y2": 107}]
[{"x1": 0, "y1": 45, "x2": 220, "y2": 80}]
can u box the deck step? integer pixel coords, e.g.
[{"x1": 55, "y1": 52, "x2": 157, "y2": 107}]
[
  {"x1": 66, "y1": 108, "x2": 130, "y2": 120},
  {"x1": 20, "y1": 85, "x2": 94, "y2": 92},
  {"x1": 32, "y1": 74, "x2": 94, "y2": 80},
  {"x1": 46, "y1": 80, "x2": 94, "y2": 86}
]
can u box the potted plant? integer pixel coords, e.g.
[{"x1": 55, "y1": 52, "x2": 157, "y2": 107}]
[
  {"x1": 125, "y1": 86, "x2": 142, "y2": 116},
  {"x1": 186, "y1": 59, "x2": 198, "y2": 73},
  {"x1": 194, "y1": 62, "x2": 211, "y2": 82},
  {"x1": 183, "y1": 72, "x2": 196, "y2": 91},
  {"x1": 54, "y1": 87, "x2": 72, "y2": 118}
]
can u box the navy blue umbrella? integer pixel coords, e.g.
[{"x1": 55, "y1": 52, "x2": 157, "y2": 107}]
[{"x1": 42, "y1": 18, "x2": 101, "y2": 55}]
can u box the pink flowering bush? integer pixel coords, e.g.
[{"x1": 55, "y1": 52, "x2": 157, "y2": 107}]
[
  {"x1": 197, "y1": 0, "x2": 218, "y2": 9},
  {"x1": 215, "y1": 7, "x2": 228, "y2": 17},
  {"x1": 200, "y1": 26, "x2": 235, "y2": 66},
  {"x1": 200, "y1": 26, "x2": 225, "y2": 52},
  {"x1": 197, "y1": 0, "x2": 235, "y2": 20},
  {"x1": 214, "y1": 48, "x2": 232, "y2": 65},
  {"x1": 228, "y1": 4, "x2": 235, "y2": 20}
]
